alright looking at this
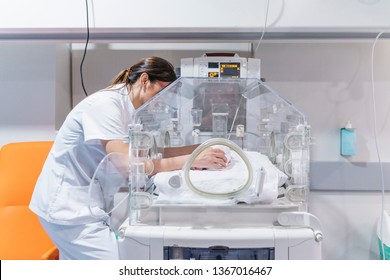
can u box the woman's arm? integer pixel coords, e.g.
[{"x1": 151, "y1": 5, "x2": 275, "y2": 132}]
[
  {"x1": 160, "y1": 144, "x2": 199, "y2": 158},
  {"x1": 102, "y1": 139, "x2": 129, "y2": 155},
  {"x1": 152, "y1": 148, "x2": 227, "y2": 175},
  {"x1": 101, "y1": 140, "x2": 227, "y2": 176}
]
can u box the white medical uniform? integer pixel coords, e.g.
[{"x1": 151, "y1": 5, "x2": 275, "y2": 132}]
[{"x1": 29, "y1": 84, "x2": 134, "y2": 259}]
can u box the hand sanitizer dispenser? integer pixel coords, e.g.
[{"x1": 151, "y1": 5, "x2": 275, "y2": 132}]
[{"x1": 340, "y1": 121, "x2": 356, "y2": 156}]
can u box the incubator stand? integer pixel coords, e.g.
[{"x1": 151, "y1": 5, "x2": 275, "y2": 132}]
[
  {"x1": 117, "y1": 203, "x2": 322, "y2": 260},
  {"x1": 111, "y1": 75, "x2": 322, "y2": 260}
]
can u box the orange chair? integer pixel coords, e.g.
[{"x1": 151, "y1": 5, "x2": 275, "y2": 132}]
[{"x1": 0, "y1": 141, "x2": 59, "y2": 260}]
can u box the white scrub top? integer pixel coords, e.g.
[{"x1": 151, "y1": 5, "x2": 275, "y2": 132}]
[{"x1": 30, "y1": 84, "x2": 134, "y2": 225}]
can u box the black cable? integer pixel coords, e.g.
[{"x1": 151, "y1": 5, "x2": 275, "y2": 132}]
[{"x1": 80, "y1": 0, "x2": 90, "y2": 97}]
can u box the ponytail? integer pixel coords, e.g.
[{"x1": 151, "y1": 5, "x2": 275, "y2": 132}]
[
  {"x1": 107, "y1": 69, "x2": 130, "y2": 88},
  {"x1": 106, "y1": 57, "x2": 176, "y2": 89}
]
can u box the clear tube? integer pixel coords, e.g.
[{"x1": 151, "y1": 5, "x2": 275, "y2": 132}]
[{"x1": 182, "y1": 138, "x2": 253, "y2": 199}]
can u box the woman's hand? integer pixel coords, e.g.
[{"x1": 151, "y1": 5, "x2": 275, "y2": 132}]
[{"x1": 191, "y1": 147, "x2": 228, "y2": 170}]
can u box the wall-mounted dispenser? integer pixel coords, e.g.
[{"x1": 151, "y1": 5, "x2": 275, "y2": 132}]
[{"x1": 340, "y1": 120, "x2": 356, "y2": 157}]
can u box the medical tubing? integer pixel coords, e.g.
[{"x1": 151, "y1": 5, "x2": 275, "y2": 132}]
[
  {"x1": 371, "y1": 30, "x2": 388, "y2": 260},
  {"x1": 254, "y1": 0, "x2": 270, "y2": 53},
  {"x1": 182, "y1": 138, "x2": 253, "y2": 199}
]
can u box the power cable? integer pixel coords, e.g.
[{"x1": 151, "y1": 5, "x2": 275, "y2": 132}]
[{"x1": 80, "y1": 0, "x2": 90, "y2": 97}]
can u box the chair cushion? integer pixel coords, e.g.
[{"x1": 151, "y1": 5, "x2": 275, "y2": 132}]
[
  {"x1": 0, "y1": 141, "x2": 53, "y2": 207},
  {"x1": 0, "y1": 206, "x2": 56, "y2": 260}
]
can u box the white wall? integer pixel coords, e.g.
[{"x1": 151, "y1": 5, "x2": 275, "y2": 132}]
[
  {"x1": 258, "y1": 41, "x2": 390, "y2": 163},
  {"x1": 1, "y1": 0, "x2": 389, "y2": 31},
  {"x1": 0, "y1": 43, "x2": 71, "y2": 147}
]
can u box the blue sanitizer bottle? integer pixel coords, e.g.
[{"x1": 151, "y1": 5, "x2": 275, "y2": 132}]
[{"x1": 340, "y1": 121, "x2": 356, "y2": 156}]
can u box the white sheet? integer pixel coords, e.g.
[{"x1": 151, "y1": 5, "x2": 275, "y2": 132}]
[{"x1": 153, "y1": 150, "x2": 287, "y2": 205}]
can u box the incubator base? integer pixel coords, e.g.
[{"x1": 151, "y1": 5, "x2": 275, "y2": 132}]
[
  {"x1": 117, "y1": 203, "x2": 322, "y2": 260},
  {"x1": 117, "y1": 225, "x2": 321, "y2": 260}
]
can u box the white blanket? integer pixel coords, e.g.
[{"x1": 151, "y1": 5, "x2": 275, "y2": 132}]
[{"x1": 153, "y1": 150, "x2": 287, "y2": 205}]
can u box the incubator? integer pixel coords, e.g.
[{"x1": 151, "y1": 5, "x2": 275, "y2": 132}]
[{"x1": 89, "y1": 54, "x2": 322, "y2": 260}]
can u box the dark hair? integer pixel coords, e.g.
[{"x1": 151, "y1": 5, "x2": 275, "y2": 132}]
[{"x1": 108, "y1": 56, "x2": 177, "y2": 88}]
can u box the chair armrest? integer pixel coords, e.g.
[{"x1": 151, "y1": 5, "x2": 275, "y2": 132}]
[{"x1": 41, "y1": 246, "x2": 59, "y2": 260}]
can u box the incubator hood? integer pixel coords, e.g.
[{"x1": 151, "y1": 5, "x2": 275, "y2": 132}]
[
  {"x1": 114, "y1": 75, "x2": 321, "y2": 260},
  {"x1": 133, "y1": 76, "x2": 311, "y2": 207}
]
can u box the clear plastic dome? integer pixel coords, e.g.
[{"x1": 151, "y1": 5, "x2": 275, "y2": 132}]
[{"x1": 134, "y1": 77, "x2": 311, "y2": 208}]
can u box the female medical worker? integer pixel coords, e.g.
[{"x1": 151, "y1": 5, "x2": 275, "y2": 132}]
[{"x1": 29, "y1": 56, "x2": 227, "y2": 260}]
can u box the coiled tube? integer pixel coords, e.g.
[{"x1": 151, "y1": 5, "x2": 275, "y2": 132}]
[{"x1": 182, "y1": 138, "x2": 253, "y2": 199}]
